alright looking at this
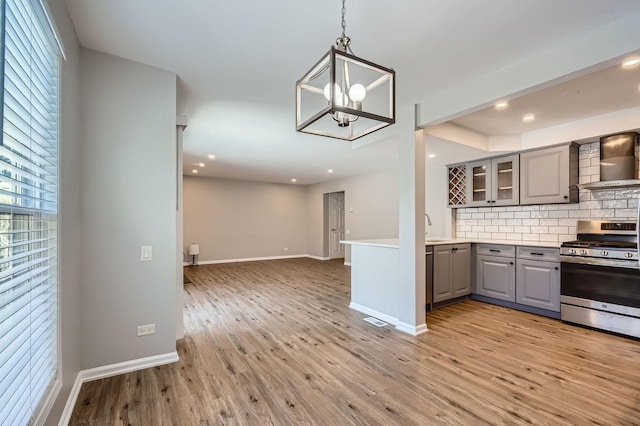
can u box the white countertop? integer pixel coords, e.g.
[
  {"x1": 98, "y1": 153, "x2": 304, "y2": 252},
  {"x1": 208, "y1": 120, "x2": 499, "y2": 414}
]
[{"x1": 341, "y1": 238, "x2": 560, "y2": 249}]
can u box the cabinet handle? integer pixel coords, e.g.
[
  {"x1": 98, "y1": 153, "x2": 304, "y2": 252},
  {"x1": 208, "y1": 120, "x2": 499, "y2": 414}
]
[
  {"x1": 509, "y1": 261, "x2": 514, "y2": 265},
  {"x1": 451, "y1": 247, "x2": 457, "y2": 252},
  {"x1": 489, "y1": 249, "x2": 501, "y2": 253},
  {"x1": 563, "y1": 195, "x2": 568, "y2": 199},
  {"x1": 554, "y1": 266, "x2": 559, "y2": 270},
  {"x1": 530, "y1": 252, "x2": 544, "y2": 256},
  {"x1": 487, "y1": 201, "x2": 491, "y2": 203}
]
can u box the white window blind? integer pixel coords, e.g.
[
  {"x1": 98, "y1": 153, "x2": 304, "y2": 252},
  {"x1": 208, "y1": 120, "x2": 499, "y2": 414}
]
[{"x1": 0, "y1": 0, "x2": 59, "y2": 424}]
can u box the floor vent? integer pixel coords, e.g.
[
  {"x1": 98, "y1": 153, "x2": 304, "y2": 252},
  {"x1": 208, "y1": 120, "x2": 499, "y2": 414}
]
[{"x1": 363, "y1": 317, "x2": 388, "y2": 327}]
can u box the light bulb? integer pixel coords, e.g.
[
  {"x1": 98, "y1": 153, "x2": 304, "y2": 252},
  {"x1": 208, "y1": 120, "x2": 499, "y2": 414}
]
[
  {"x1": 349, "y1": 84, "x2": 367, "y2": 102},
  {"x1": 335, "y1": 93, "x2": 349, "y2": 107},
  {"x1": 323, "y1": 83, "x2": 341, "y2": 101}
]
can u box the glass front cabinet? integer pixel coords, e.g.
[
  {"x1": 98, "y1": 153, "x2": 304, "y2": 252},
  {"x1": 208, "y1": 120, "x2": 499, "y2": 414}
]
[{"x1": 466, "y1": 154, "x2": 519, "y2": 207}]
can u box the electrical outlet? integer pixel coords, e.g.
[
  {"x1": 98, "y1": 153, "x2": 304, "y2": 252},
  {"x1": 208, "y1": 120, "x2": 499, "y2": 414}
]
[
  {"x1": 141, "y1": 245, "x2": 152, "y2": 262},
  {"x1": 284, "y1": 247, "x2": 289, "y2": 251},
  {"x1": 137, "y1": 324, "x2": 156, "y2": 336}
]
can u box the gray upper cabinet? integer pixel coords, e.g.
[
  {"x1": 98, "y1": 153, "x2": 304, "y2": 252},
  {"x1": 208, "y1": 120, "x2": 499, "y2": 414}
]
[
  {"x1": 467, "y1": 154, "x2": 519, "y2": 207},
  {"x1": 520, "y1": 143, "x2": 578, "y2": 205}
]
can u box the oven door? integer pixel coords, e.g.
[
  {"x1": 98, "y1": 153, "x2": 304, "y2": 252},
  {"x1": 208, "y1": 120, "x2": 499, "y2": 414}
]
[{"x1": 561, "y1": 261, "x2": 640, "y2": 309}]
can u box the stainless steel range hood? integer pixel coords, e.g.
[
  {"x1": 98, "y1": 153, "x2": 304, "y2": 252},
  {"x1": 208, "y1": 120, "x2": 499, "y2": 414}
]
[{"x1": 580, "y1": 132, "x2": 640, "y2": 190}]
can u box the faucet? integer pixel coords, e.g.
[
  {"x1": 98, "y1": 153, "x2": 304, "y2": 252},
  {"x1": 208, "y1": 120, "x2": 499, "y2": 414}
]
[{"x1": 425, "y1": 213, "x2": 432, "y2": 236}]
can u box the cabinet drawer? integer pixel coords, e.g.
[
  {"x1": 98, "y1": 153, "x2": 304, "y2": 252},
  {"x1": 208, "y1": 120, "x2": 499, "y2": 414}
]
[
  {"x1": 516, "y1": 246, "x2": 560, "y2": 262},
  {"x1": 475, "y1": 244, "x2": 515, "y2": 258}
]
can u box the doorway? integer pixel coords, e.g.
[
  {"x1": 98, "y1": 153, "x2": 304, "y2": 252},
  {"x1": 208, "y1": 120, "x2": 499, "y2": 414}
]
[{"x1": 325, "y1": 191, "x2": 345, "y2": 259}]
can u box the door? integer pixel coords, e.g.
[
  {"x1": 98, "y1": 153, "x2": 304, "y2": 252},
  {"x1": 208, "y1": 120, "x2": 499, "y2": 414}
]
[
  {"x1": 516, "y1": 259, "x2": 560, "y2": 312},
  {"x1": 492, "y1": 154, "x2": 519, "y2": 206},
  {"x1": 466, "y1": 159, "x2": 492, "y2": 207},
  {"x1": 328, "y1": 192, "x2": 345, "y2": 259},
  {"x1": 452, "y1": 244, "x2": 471, "y2": 297},
  {"x1": 520, "y1": 145, "x2": 570, "y2": 204},
  {"x1": 475, "y1": 255, "x2": 516, "y2": 302},
  {"x1": 433, "y1": 245, "x2": 453, "y2": 302}
]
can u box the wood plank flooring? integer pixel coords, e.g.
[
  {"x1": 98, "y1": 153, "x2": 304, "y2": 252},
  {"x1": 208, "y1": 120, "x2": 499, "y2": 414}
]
[{"x1": 70, "y1": 258, "x2": 640, "y2": 425}]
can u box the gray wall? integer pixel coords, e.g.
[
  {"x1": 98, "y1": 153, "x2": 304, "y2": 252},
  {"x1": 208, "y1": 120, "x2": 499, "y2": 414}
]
[
  {"x1": 45, "y1": 0, "x2": 82, "y2": 422},
  {"x1": 79, "y1": 49, "x2": 177, "y2": 368},
  {"x1": 306, "y1": 168, "x2": 399, "y2": 263},
  {"x1": 183, "y1": 176, "x2": 308, "y2": 261}
]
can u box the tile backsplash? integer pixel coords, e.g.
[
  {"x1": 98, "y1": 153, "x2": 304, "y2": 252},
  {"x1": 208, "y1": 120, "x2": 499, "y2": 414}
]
[{"x1": 455, "y1": 143, "x2": 640, "y2": 243}]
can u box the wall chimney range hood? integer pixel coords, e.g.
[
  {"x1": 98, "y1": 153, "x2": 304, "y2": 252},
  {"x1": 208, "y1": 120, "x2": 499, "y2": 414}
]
[{"x1": 579, "y1": 132, "x2": 640, "y2": 190}]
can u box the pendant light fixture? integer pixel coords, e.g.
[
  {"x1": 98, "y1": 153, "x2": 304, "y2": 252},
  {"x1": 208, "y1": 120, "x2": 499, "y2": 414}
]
[{"x1": 296, "y1": 0, "x2": 395, "y2": 141}]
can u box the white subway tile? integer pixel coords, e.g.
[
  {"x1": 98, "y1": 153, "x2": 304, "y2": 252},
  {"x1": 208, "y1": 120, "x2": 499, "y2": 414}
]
[
  {"x1": 530, "y1": 211, "x2": 549, "y2": 219},
  {"x1": 579, "y1": 200, "x2": 602, "y2": 210},
  {"x1": 478, "y1": 219, "x2": 494, "y2": 226},
  {"x1": 579, "y1": 158, "x2": 590, "y2": 168},
  {"x1": 530, "y1": 226, "x2": 549, "y2": 234},
  {"x1": 539, "y1": 204, "x2": 559, "y2": 211},
  {"x1": 472, "y1": 213, "x2": 485, "y2": 219},
  {"x1": 569, "y1": 210, "x2": 591, "y2": 218},
  {"x1": 514, "y1": 226, "x2": 531, "y2": 233},
  {"x1": 493, "y1": 219, "x2": 507, "y2": 226},
  {"x1": 522, "y1": 218, "x2": 540, "y2": 226},
  {"x1": 615, "y1": 208, "x2": 636, "y2": 218},
  {"x1": 549, "y1": 210, "x2": 569, "y2": 218},
  {"x1": 514, "y1": 211, "x2": 531, "y2": 219},
  {"x1": 506, "y1": 206, "x2": 523, "y2": 212},
  {"x1": 472, "y1": 225, "x2": 485, "y2": 232},
  {"x1": 499, "y1": 212, "x2": 515, "y2": 219},
  {"x1": 484, "y1": 212, "x2": 499, "y2": 219},
  {"x1": 558, "y1": 218, "x2": 576, "y2": 226},
  {"x1": 491, "y1": 207, "x2": 507, "y2": 212},
  {"x1": 466, "y1": 232, "x2": 478, "y2": 238},
  {"x1": 591, "y1": 190, "x2": 616, "y2": 200},
  {"x1": 590, "y1": 157, "x2": 600, "y2": 167},
  {"x1": 490, "y1": 232, "x2": 506, "y2": 239},
  {"x1": 603, "y1": 199, "x2": 627, "y2": 209},
  {"x1": 522, "y1": 205, "x2": 540, "y2": 211},
  {"x1": 559, "y1": 234, "x2": 575, "y2": 242},
  {"x1": 485, "y1": 226, "x2": 499, "y2": 233},
  {"x1": 539, "y1": 234, "x2": 559, "y2": 242},
  {"x1": 540, "y1": 219, "x2": 559, "y2": 226},
  {"x1": 506, "y1": 234, "x2": 523, "y2": 240},
  {"x1": 522, "y1": 234, "x2": 540, "y2": 241},
  {"x1": 579, "y1": 175, "x2": 591, "y2": 184},
  {"x1": 549, "y1": 226, "x2": 569, "y2": 234},
  {"x1": 591, "y1": 209, "x2": 615, "y2": 218},
  {"x1": 506, "y1": 219, "x2": 523, "y2": 226},
  {"x1": 478, "y1": 232, "x2": 492, "y2": 239},
  {"x1": 458, "y1": 213, "x2": 472, "y2": 219},
  {"x1": 499, "y1": 226, "x2": 514, "y2": 233},
  {"x1": 478, "y1": 207, "x2": 493, "y2": 213}
]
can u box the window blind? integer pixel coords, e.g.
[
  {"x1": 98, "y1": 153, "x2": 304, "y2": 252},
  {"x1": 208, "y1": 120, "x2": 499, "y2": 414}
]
[{"x1": 0, "y1": 0, "x2": 59, "y2": 424}]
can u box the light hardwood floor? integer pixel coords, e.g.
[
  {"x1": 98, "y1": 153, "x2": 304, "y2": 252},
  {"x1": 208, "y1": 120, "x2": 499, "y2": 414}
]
[{"x1": 70, "y1": 258, "x2": 640, "y2": 425}]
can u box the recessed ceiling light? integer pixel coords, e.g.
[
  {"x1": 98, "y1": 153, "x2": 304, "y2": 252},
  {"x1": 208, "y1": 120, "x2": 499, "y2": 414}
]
[
  {"x1": 327, "y1": 169, "x2": 334, "y2": 174},
  {"x1": 291, "y1": 178, "x2": 297, "y2": 183},
  {"x1": 427, "y1": 153, "x2": 436, "y2": 158},
  {"x1": 198, "y1": 162, "x2": 205, "y2": 168},
  {"x1": 522, "y1": 113, "x2": 535, "y2": 122},
  {"x1": 192, "y1": 169, "x2": 198, "y2": 174},
  {"x1": 622, "y1": 57, "x2": 640, "y2": 69},
  {"x1": 208, "y1": 154, "x2": 216, "y2": 160},
  {"x1": 494, "y1": 100, "x2": 509, "y2": 110}
]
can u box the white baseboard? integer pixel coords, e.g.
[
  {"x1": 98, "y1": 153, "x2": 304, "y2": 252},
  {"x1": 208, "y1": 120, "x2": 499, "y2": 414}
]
[
  {"x1": 395, "y1": 322, "x2": 429, "y2": 336},
  {"x1": 58, "y1": 351, "x2": 178, "y2": 426},
  {"x1": 343, "y1": 261, "x2": 351, "y2": 266},
  {"x1": 349, "y1": 302, "x2": 399, "y2": 326},
  {"x1": 184, "y1": 254, "x2": 334, "y2": 266},
  {"x1": 307, "y1": 255, "x2": 331, "y2": 261}
]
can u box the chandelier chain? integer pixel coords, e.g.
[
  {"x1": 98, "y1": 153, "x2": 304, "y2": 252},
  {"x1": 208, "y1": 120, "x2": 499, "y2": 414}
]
[{"x1": 341, "y1": 0, "x2": 346, "y2": 38}]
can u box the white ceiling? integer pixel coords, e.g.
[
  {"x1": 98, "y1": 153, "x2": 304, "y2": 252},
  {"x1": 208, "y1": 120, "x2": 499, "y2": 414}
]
[{"x1": 65, "y1": 0, "x2": 640, "y2": 185}]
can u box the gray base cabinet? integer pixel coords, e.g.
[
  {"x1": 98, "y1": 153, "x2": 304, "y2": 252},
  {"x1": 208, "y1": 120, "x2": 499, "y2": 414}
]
[
  {"x1": 433, "y1": 244, "x2": 471, "y2": 303},
  {"x1": 475, "y1": 254, "x2": 515, "y2": 302},
  {"x1": 515, "y1": 248, "x2": 561, "y2": 312}
]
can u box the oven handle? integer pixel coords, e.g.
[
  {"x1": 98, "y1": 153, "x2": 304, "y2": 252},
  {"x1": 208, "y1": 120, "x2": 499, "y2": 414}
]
[
  {"x1": 561, "y1": 256, "x2": 639, "y2": 269},
  {"x1": 637, "y1": 200, "x2": 639, "y2": 270}
]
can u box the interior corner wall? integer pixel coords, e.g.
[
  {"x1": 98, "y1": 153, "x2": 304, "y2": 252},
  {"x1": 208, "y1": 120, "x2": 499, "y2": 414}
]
[
  {"x1": 79, "y1": 48, "x2": 177, "y2": 369},
  {"x1": 306, "y1": 168, "x2": 399, "y2": 264},
  {"x1": 45, "y1": 0, "x2": 82, "y2": 423},
  {"x1": 183, "y1": 176, "x2": 308, "y2": 262}
]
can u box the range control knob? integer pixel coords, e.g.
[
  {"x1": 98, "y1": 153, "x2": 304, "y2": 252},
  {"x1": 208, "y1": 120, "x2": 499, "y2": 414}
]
[
  {"x1": 580, "y1": 249, "x2": 587, "y2": 255},
  {"x1": 601, "y1": 251, "x2": 609, "y2": 256},
  {"x1": 626, "y1": 252, "x2": 634, "y2": 258},
  {"x1": 570, "y1": 249, "x2": 576, "y2": 254}
]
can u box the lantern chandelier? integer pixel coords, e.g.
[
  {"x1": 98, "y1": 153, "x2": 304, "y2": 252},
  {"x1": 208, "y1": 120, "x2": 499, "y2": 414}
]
[{"x1": 295, "y1": 0, "x2": 396, "y2": 141}]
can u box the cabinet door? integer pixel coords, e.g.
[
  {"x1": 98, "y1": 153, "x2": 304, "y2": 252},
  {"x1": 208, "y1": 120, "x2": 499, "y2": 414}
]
[
  {"x1": 475, "y1": 255, "x2": 516, "y2": 302},
  {"x1": 520, "y1": 145, "x2": 570, "y2": 204},
  {"x1": 516, "y1": 259, "x2": 560, "y2": 312},
  {"x1": 433, "y1": 245, "x2": 453, "y2": 303},
  {"x1": 492, "y1": 154, "x2": 519, "y2": 206},
  {"x1": 466, "y1": 159, "x2": 493, "y2": 207},
  {"x1": 452, "y1": 244, "x2": 471, "y2": 297}
]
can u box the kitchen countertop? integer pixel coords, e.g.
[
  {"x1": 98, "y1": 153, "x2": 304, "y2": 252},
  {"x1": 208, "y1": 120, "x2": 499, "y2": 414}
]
[{"x1": 341, "y1": 238, "x2": 561, "y2": 249}]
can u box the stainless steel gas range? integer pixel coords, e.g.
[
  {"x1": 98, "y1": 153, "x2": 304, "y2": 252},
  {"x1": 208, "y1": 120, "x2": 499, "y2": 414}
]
[{"x1": 560, "y1": 220, "x2": 640, "y2": 338}]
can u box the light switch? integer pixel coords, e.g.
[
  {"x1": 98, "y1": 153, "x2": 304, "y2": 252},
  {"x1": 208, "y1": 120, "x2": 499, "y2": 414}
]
[{"x1": 141, "y1": 245, "x2": 152, "y2": 261}]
